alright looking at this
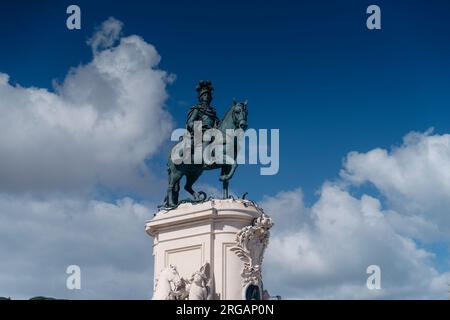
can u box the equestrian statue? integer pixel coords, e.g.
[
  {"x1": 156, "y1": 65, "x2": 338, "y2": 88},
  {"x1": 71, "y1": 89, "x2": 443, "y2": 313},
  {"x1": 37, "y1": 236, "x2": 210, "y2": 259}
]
[{"x1": 162, "y1": 80, "x2": 248, "y2": 209}]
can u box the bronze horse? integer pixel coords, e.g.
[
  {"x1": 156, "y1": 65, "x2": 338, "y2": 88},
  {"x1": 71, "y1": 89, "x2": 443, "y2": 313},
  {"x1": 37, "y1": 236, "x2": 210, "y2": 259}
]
[{"x1": 163, "y1": 101, "x2": 248, "y2": 208}]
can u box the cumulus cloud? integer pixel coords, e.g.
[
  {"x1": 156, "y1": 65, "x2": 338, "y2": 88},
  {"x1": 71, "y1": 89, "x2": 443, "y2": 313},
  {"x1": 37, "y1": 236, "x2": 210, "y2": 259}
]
[
  {"x1": 262, "y1": 130, "x2": 450, "y2": 299},
  {"x1": 0, "y1": 18, "x2": 170, "y2": 299},
  {"x1": 0, "y1": 17, "x2": 173, "y2": 195},
  {"x1": 0, "y1": 194, "x2": 154, "y2": 299},
  {"x1": 341, "y1": 130, "x2": 450, "y2": 241},
  {"x1": 87, "y1": 17, "x2": 123, "y2": 53}
]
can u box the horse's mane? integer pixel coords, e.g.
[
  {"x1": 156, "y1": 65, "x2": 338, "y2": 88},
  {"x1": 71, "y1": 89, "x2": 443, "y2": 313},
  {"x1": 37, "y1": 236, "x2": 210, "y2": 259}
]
[{"x1": 220, "y1": 102, "x2": 235, "y2": 124}]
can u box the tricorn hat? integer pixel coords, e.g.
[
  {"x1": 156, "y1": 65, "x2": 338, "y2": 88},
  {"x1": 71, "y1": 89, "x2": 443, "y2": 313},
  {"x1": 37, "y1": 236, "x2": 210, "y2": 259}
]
[{"x1": 196, "y1": 80, "x2": 214, "y2": 97}]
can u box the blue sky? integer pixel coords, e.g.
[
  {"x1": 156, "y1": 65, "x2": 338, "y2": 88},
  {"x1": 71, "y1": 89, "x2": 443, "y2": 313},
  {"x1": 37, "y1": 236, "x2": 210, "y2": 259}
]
[{"x1": 0, "y1": 1, "x2": 449, "y2": 299}]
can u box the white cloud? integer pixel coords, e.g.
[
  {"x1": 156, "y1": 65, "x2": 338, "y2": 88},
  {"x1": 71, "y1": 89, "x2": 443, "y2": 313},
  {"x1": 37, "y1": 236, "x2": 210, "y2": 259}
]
[
  {"x1": 0, "y1": 194, "x2": 154, "y2": 299},
  {"x1": 87, "y1": 17, "x2": 123, "y2": 53},
  {"x1": 260, "y1": 188, "x2": 311, "y2": 234},
  {"x1": 262, "y1": 130, "x2": 450, "y2": 299},
  {"x1": 0, "y1": 17, "x2": 170, "y2": 299},
  {"x1": 341, "y1": 130, "x2": 450, "y2": 241},
  {"x1": 262, "y1": 184, "x2": 450, "y2": 299},
  {"x1": 0, "y1": 17, "x2": 173, "y2": 195}
]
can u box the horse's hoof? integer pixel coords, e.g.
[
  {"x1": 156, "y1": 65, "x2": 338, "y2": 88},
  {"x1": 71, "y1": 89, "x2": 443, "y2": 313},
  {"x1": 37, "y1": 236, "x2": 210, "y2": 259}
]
[
  {"x1": 199, "y1": 191, "x2": 207, "y2": 200},
  {"x1": 194, "y1": 191, "x2": 207, "y2": 201}
]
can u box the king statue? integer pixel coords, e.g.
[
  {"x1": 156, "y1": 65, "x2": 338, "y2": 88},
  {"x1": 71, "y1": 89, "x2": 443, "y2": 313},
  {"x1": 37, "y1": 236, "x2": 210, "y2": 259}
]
[
  {"x1": 186, "y1": 80, "x2": 220, "y2": 133},
  {"x1": 162, "y1": 80, "x2": 248, "y2": 209}
]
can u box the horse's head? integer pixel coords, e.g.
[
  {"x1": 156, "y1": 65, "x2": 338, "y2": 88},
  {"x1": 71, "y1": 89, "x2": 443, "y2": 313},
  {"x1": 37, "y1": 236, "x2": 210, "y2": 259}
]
[
  {"x1": 231, "y1": 100, "x2": 248, "y2": 130},
  {"x1": 153, "y1": 265, "x2": 183, "y2": 300},
  {"x1": 163, "y1": 264, "x2": 181, "y2": 284}
]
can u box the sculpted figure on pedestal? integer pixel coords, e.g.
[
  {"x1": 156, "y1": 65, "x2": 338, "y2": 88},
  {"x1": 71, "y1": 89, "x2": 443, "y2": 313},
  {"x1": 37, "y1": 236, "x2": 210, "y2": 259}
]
[
  {"x1": 231, "y1": 213, "x2": 273, "y2": 298},
  {"x1": 153, "y1": 263, "x2": 214, "y2": 300},
  {"x1": 152, "y1": 265, "x2": 182, "y2": 300},
  {"x1": 188, "y1": 263, "x2": 212, "y2": 300}
]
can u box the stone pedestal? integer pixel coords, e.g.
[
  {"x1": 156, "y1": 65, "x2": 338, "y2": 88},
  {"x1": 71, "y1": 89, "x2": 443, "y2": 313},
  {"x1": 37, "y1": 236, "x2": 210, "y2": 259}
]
[{"x1": 145, "y1": 198, "x2": 271, "y2": 300}]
